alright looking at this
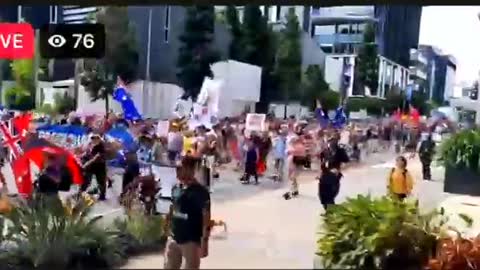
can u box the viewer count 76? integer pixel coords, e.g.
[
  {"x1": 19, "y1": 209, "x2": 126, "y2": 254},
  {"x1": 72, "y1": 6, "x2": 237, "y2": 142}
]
[{"x1": 40, "y1": 23, "x2": 105, "y2": 59}]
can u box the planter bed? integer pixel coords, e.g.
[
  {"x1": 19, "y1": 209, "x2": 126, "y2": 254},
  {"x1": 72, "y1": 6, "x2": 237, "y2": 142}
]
[{"x1": 444, "y1": 166, "x2": 480, "y2": 196}]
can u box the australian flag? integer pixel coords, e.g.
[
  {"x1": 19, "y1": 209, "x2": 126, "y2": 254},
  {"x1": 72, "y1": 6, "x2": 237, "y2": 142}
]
[
  {"x1": 315, "y1": 100, "x2": 330, "y2": 128},
  {"x1": 332, "y1": 105, "x2": 347, "y2": 129}
]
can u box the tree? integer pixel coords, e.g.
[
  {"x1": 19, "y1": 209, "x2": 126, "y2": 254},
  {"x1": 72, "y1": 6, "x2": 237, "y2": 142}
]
[
  {"x1": 80, "y1": 7, "x2": 139, "y2": 112},
  {"x1": 274, "y1": 7, "x2": 302, "y2": 118},
  {"x1": 318, "y1": 91, "x2": 341, "y2": 112},
  {"x1": 5, "y1": 59, "x2": 37, "y2": 110},
  {"x1": 225, "y1": 6, "x2": 243, "y2": 61},
  {"x1": 240, "y1": 5, "x2": 278, "y2": 112},
  {"x1": 355, "y1": 23, "x2": 379, "y2": 96},
  {"x1": 346, "y1": 96, "x2": 385, "y2": 116},
  {"x1": 53, "y1": 92, "x2": 76, "y2": 115},
  {"x1": 177, "y1": 6, "x2": 220, "y2": 99},
  {"x1": 301, "y1": 65, "x2": 331, "y2": 107}
]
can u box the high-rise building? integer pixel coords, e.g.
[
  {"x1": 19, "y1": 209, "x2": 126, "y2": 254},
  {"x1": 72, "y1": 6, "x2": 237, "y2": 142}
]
[
  {"x1": 408, "y1": 48, "x2": 428, "y2": 94},
  {"x1": 310, "y1": 5, "x2": 422, "y2": 67},
  {"x1": 375, "y1": 5, "x2": 422, "y2": 68},
  {"x1": 418, "y1": 44, "x2": 457, "y2": 104}
]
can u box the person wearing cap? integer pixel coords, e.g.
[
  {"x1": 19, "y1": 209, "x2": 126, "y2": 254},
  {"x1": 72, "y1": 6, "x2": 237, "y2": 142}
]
[
  {"x1": 318, "y1": 135, "x2": 349, "y2": 210},
  {"x1": 81, "y1": 134, "x2": 108, "y2": 201}
]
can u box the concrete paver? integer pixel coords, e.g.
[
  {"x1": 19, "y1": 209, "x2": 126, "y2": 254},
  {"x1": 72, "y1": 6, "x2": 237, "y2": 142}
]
[{"x1": 123, "y1": 152, "x2": 451, "y2": 269}]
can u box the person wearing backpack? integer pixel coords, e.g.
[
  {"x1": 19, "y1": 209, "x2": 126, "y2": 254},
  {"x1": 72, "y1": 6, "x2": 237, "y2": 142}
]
[{"x1": 387, "y1": 156, "x2": 414, "y2": 200}]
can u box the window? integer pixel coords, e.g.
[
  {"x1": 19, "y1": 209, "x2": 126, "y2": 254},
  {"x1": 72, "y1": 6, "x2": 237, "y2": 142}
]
[
  {"x1": 268, "y1": 6, "x2": 277, "y2": 22},
  {"x1": 337, "y1": 24, "x2": 350, "y2": 34},
  {"x1": 276, "y1": 5, "x2": 282, "y2": 22},
  {"x1": 49, "y1": 5, "x2": 58, "y2": 23},
  {"x1": 314, "y1": 25, "x2": 335, "y2": 35},
  {"x1": 164, "y1": 6, "x2": 170, "y2": 43},
  {"x1": 320, "y1": 45, "x2": 333, "y2": 53},
  {"x1": 358, "y1": 23, "x2": 367, "y2": 33}
]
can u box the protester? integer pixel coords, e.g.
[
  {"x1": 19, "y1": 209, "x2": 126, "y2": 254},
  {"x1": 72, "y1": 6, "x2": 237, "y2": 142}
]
[
  {"x1": 418, "y1": 134, "x2": 436, "y2": 181},
  {"x1": 387, "y1": 156, "x2": 414, "y2": 200},
  {"x1": 183, "y1": 130, "x2": 195, "y2": 156},
  {"x1": 241, "y1": 139, "x2": 259, "y2": 185},
  {"x1": 37, "y1": 151, "x2": 61, "y2": 196},
  {"x1": 120, "y1": 151, "x2": 140, "y2": 197},
  {"x1": 271, "y1": 130, "x2": 287, "y2": 181},
  {"x1": 318, "y1": 136, "x2": 349, "y2": 210},
  {"x1": 81, "y1": 134, "x2": 108, "y2": 201},
  {"x1": 164, "y1": 156, "x2": 210, "y2": 270},
  {"x1": 256, "y1": 132, "x2": 271, "y2": 177},
  {"x1": 283, "y1": 135, "x2": 306, "y2": 200},
  {"x1": 167, "y1": 126, "x2": 184, "y2": 165}
]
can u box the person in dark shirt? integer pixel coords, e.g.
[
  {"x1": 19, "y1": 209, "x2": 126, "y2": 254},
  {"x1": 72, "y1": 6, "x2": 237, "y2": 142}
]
[
  {"x1": 164, "y1": 156, "x2": 210, "y2": 269},
  {"x1": 81, "y1": 134, "x2": 108, "y2": 201},
  {"x1": 319, "y1": 136, "x2": 350, "y2": 211},
  {"x1": 241, "y1": 139, "x2": 259, "y2": 185},
  {"x1": 418, "y1": 134, "x2": 436, "y2": 180},
  {"x1": 37, "y1": 153, "x2": 60, "y2": 195},
  {"x1": 121, "y1": 151, "x2": 140, "y2": 195}
]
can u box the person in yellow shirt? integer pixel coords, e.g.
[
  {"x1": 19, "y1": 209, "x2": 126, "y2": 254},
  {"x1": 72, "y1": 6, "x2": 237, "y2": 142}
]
[
  {"x1": 387, "y1": 156, "x2": 414, "y2": 200},
  {"x1": 183, "y1": 130, "x2": 195, "y2": 156}
]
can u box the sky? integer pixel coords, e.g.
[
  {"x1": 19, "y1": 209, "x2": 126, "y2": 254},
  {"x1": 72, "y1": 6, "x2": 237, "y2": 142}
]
[{"x1": 419, "y1": 6, "x2": 480, "y2": 84}]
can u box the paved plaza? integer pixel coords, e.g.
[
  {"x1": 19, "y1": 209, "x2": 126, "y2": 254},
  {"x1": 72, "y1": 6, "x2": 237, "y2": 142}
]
[{"x1": 1, "y1": 150, "x2": 463, "y2": 269}]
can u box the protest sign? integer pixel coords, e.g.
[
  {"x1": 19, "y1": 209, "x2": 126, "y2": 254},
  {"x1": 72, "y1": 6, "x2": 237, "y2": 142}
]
[
  {"x1": 156, "y1": 120, "x2": 170, "y2": 137},
  {"x1": 245, "y1": 113, "x2": 266, "y2": 132}
]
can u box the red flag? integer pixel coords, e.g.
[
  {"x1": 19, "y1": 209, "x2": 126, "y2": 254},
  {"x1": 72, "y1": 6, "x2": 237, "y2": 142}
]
[
  {"x1": 410, "y1": 106, "x2": 420, "y2": 124},
  {"x1": 393, "y1": 108, "x2": 402, "y2": 121},
  {"x1": 12, "y1": 112, "x2": 32, "y2": 140},
  {"x1": 11, "y1": 156, "x2": 32, "y2": 195}
]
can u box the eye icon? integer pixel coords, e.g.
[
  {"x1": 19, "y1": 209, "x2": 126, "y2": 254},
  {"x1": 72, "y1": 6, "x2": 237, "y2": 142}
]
[{"x1": 47, "y1": 34, "x2": 66, "y2": 48}]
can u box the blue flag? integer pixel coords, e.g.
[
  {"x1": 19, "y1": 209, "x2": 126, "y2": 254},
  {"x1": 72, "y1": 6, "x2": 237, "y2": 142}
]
[
  {"x1": 113, "y1": 87, "x2": 142, "y2": 121},
  {"x1": 406, "y1": 84, "x2": 414, "y2": 102},
  {"x1": 332, "y1": 106, "x2": 347, "y2": 129},
  {"x1": 315, "y1": 102, "x2": 330, "y2": 128}
]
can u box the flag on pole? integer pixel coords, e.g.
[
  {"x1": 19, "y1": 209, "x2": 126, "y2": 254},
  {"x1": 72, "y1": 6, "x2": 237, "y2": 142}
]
[
  {"x1": 406, "y1": 84, "x2": 414, "y2": 102},
  {"x1": 315, "y1": 100, "x2": 330, "y2": 128},
  {"x1": 333, "y1": 105, "x2": 347, "y2": 129}
]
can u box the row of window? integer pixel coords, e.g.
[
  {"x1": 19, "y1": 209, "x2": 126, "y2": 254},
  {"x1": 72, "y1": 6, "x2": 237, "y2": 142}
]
[{"x1": 314, "y1": 23, "x2": 367, "y2": 36}]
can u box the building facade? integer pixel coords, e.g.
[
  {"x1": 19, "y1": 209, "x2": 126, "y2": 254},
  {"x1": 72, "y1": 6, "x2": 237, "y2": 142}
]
[
  {"x1": 408, "y1": 48, "x2": 428, "y2": 94},
  {"x1": 60, "y1": 6, "x2": 97, "y2": 24},
  {"x1": 310, "y1": 6, "x2": 376, "y2": 54},
  {"x1": 310, "y1": 4, "x2": 423, "y2": 66},
  {"x1": 214, "y1": 5, "x2": 326, "y2": 70},
  {"x1": 311, "y1": 5, "x2": 422, "y2": 98},
  {"x1": 418, "y1": 44, "x2": 457, "y2": 104},
  {"x1": 374, "y1": 5, "x2": 422, "y2": 68},
  {"x1": 128, "y1": 6, "x2": 231, "y2": 83}
]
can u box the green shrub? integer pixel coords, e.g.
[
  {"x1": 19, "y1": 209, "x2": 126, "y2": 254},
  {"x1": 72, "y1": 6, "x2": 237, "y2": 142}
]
[
  {"x1": 346, "y1": 96, "x2": 388, "y2": 116},
  {"x1": 113, "y1": 210, "x2": 166, "y2": 255},
  {"x1": 0, "y1": 195, "x2": 126, "y2": 269},
  {"x1": 316, "y1": 195, "x2": 447, "y2": 270},
  {"x1": 438, "y1": 129, "x2": 480, "y2": 172}
]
